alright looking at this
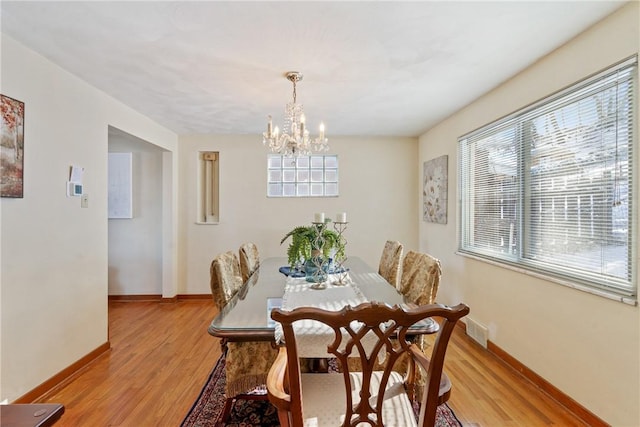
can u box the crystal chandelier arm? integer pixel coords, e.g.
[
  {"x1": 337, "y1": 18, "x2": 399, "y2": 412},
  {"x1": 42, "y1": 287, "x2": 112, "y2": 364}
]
[{"x1": 266, "y1": 115, "x2": 273, "y2": 139}]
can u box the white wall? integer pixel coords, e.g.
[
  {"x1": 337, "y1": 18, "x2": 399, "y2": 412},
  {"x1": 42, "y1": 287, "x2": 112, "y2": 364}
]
[
  {"x1": 178, "y1": 135, "x2": 419, "y2": 295},
  {"x1": 0, "y1": 35, "x2": 178, "y2": 402},
  {"x1": 108, "y1": 128, "x2": 166, "y2": 295},
  {"x1": 418, "y1": 3, "x2": 639, "y2": 426}
]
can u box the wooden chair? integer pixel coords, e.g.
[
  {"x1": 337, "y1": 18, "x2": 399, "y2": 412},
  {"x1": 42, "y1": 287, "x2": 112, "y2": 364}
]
[
  {"x1": 378, "y1": 240, "x2": 404, "y2": 289},
  {"x1": 209, "y1": 250, "x2": 276, "y2": 424},
  {"x1": 239, "y1": 242, "x2": 260, "y2": 283},
  {"x1": 267, "y1": 302, "x2": 469, "y2": 427}
]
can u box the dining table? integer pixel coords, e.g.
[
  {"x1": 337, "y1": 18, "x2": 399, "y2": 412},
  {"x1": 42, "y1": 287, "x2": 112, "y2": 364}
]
[{"x1": 207, "y1": 256, "x2": 438, "y2": 347}]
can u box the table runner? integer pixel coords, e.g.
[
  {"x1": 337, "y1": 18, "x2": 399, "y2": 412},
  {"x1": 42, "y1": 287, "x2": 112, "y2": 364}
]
[{"x1": 274, "y1": 273, "x2": 384, "y2": 358}]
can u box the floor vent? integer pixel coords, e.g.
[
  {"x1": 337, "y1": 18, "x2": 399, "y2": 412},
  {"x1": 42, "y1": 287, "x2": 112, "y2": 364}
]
[{"x1": 466, "y1": 317, "x2": 489, "y2": 348}]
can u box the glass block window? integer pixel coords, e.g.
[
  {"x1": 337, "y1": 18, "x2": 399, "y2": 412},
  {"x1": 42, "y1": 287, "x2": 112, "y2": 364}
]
[{"x1": 267, "y1": 155, "x2": 339, "y2": 197}]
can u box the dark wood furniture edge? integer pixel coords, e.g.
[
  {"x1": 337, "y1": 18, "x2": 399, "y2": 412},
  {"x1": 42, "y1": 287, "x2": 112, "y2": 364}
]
[
  {"x1": 455, "y1": 322, "x2": 608, "y2": 427},
  {"x1": 14, "y1": 342, "x2": 110, "y2": 403},
  {"x1": 207, "y1": 324, "x2": 275, "y2": 341},
  {"x1": 0, "y1": 403, "x2": 65, "y2": 427}
]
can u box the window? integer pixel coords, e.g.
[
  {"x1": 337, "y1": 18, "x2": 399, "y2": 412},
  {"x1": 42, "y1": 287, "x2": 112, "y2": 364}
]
[
  {"x1": 197, "y1": 151, "x2": 219, "y2": 223},
  {"x1": 458, "y1": 57, "x2": 636, "y2": 300},
  {"x1": 267, "y1": 155, "x2": 338, "y2": 197}
]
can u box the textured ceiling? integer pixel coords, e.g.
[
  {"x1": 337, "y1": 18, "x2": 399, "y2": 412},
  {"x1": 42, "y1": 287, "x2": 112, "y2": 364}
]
[{"x1": 0, "y1": 1, "x2": 626, "y2": 137}]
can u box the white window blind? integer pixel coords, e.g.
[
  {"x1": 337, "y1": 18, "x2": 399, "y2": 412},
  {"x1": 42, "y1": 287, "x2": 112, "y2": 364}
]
[{"x1": 459, "y1": 56, "x2": 636, "y2": 299}]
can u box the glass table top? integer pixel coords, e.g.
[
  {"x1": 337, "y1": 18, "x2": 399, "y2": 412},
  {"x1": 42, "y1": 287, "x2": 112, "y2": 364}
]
[{"x1": 208, "y1": 256, "x2": 436, "y2": 340}]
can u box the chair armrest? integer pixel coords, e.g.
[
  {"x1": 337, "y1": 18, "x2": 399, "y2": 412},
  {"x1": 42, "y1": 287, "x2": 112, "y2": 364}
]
[
  {"x1": 266, "y1": 346, "x2": 291, "y2": 410},
  {"x1": 408, "y1": 343, "x2": 430, "y2": 375},
  {"x1": 408, "y1": 343, "x2": 452, "y2": 404},
  {"x1": 405, "y1": 343, "x2": 430, "y2": 400}
]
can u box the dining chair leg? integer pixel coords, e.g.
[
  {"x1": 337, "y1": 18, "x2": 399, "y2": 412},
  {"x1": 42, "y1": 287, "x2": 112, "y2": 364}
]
[
  {"x1": 217, "y1": 393, "x2": 269, "y2": 426},
  {"x1": 217, "y1": 397, "x2": 234, "y2": 426},
  {"x1": 314, "y1": 358, "x2": 329, "y2": 373},
  {"x1": 277, "y1": 411, "x2": 292, "y2": 427}
]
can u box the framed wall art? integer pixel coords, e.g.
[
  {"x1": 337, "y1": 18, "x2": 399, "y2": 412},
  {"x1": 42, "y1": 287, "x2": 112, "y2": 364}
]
[
  {"x1": 1, "y1": 94, "x2": 25, "y2": 198},
  {"x1": 423, "y1": 154, "x2": 448, "y2": 224}
]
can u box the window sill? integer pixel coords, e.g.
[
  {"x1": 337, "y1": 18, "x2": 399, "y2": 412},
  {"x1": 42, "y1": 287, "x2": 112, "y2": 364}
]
[
  {"x1": 195, "y1": 221, "x2": 219, "y2": 225},
  {"x1": 456, "y1": 251, "x2": 638, "y2": 306}
]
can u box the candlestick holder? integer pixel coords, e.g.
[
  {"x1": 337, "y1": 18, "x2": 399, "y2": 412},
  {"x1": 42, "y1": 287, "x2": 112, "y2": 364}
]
[
  {"x1": 332, "y1": 221, "x2": 349, "y2": 285},
  {"x1": 308, "y1": 221, "x2": 329, "y2": 289}
]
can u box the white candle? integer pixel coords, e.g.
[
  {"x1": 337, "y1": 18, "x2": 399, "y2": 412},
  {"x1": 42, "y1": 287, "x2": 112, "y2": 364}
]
[
  {"x1": 336, "y1": 212, "x2": 347, "y2": 223},
  {"x1": 319, "y1": 122, "x2": 325, "y2": 140},
  {"x1": 314, "y1": 212, "x2": 325, "y2": 223}
]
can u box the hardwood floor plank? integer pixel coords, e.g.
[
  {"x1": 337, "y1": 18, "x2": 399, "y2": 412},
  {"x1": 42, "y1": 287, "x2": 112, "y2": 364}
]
[
  {"x1": 39, "y1": 301, "x2": 589, "y2": 426},
  {"x1": 42, "y1": 301, "x2": 221, "y2": 426}
]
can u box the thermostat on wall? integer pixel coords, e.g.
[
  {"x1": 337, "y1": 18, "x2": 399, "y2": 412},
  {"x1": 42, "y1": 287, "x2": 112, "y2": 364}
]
[
  {"x1": 67, "y1": 165, "x2": 85, "y2": 197},
  {"x1": 67, "y1": 181, "x2": 83, "y2": 197}
]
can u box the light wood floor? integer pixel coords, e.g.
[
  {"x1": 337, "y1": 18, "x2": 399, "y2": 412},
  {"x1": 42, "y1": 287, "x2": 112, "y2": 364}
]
[{"x1": 40, "y1": 300, "x2": 587, "y2": 426}]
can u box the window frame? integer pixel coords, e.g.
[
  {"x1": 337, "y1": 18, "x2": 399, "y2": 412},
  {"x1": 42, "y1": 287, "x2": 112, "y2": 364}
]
[{"x1": 457, "y1": 56, "x2": 637, "y2": 303}]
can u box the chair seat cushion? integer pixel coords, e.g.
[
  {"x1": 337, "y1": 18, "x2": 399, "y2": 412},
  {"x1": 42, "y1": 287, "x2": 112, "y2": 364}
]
[{"x1": 299, "y1": 370, "x2": 417, "y2": 427}]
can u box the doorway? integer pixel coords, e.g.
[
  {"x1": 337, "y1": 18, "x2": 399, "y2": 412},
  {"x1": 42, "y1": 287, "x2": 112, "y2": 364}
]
[{"x1": 107, "y1": 126, "x2": 174, "y2": 298}]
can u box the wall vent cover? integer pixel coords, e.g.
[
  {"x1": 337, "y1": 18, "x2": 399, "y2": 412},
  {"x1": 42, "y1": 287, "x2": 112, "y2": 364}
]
[{"x1": 466, "y1": 317, "x2": 489, "y2": 348}]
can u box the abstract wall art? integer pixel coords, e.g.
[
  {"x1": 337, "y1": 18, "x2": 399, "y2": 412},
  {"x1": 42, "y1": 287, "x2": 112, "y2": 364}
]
[{"x1": 423, "y1": 154, "x2": 448, "y2": 224}]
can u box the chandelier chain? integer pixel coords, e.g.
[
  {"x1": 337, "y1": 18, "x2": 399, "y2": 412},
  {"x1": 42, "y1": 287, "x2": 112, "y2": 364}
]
[{"x1": 292, "y1": 79, "x2": 297, "y2": 104}]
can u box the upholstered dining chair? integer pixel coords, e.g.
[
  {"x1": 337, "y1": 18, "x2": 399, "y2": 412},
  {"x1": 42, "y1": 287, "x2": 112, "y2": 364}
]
[
  {"x1": 239, "y1": 242, "x2": 260, "y2": 283},
  {"x1": 267, "y1": 302, "x2": 469, "y2": 427},
  {"x1": 397, "y1": 250, "x2": 444, "y2": 401},
  {"x1": 399, "y1": 251, "x2": 442, "y2": 306},
  {"x1": 209, "y1": 250, "x2": 276, "y2": 423},
  {"x1": 210, "y1": 251, "x2": 244, "y2": 309},
  {"x1": 378, "y1": 240, "x2": 404, "y2": 289}
]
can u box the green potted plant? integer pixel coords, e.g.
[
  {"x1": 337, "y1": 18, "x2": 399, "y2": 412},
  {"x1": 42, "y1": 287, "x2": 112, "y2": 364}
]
[{"x1": 280, "y1": 221, "x2": 345, "y2": 282}]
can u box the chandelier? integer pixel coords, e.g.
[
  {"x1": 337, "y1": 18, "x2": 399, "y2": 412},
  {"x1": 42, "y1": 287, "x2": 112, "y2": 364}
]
[{"x1": 262, "y1": 71, "x2": 328, "y2": 157}]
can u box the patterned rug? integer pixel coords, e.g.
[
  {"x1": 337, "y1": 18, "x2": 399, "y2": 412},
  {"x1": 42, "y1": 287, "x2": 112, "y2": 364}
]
[{"x1": 182, "y1": 353, "x2": 462, "y2": 427}]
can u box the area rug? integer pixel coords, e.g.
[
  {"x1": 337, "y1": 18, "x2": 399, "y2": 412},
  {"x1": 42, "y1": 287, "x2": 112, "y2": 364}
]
[{"x1": 182, "y1": 353, "x2": 462, "y2": 427}]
